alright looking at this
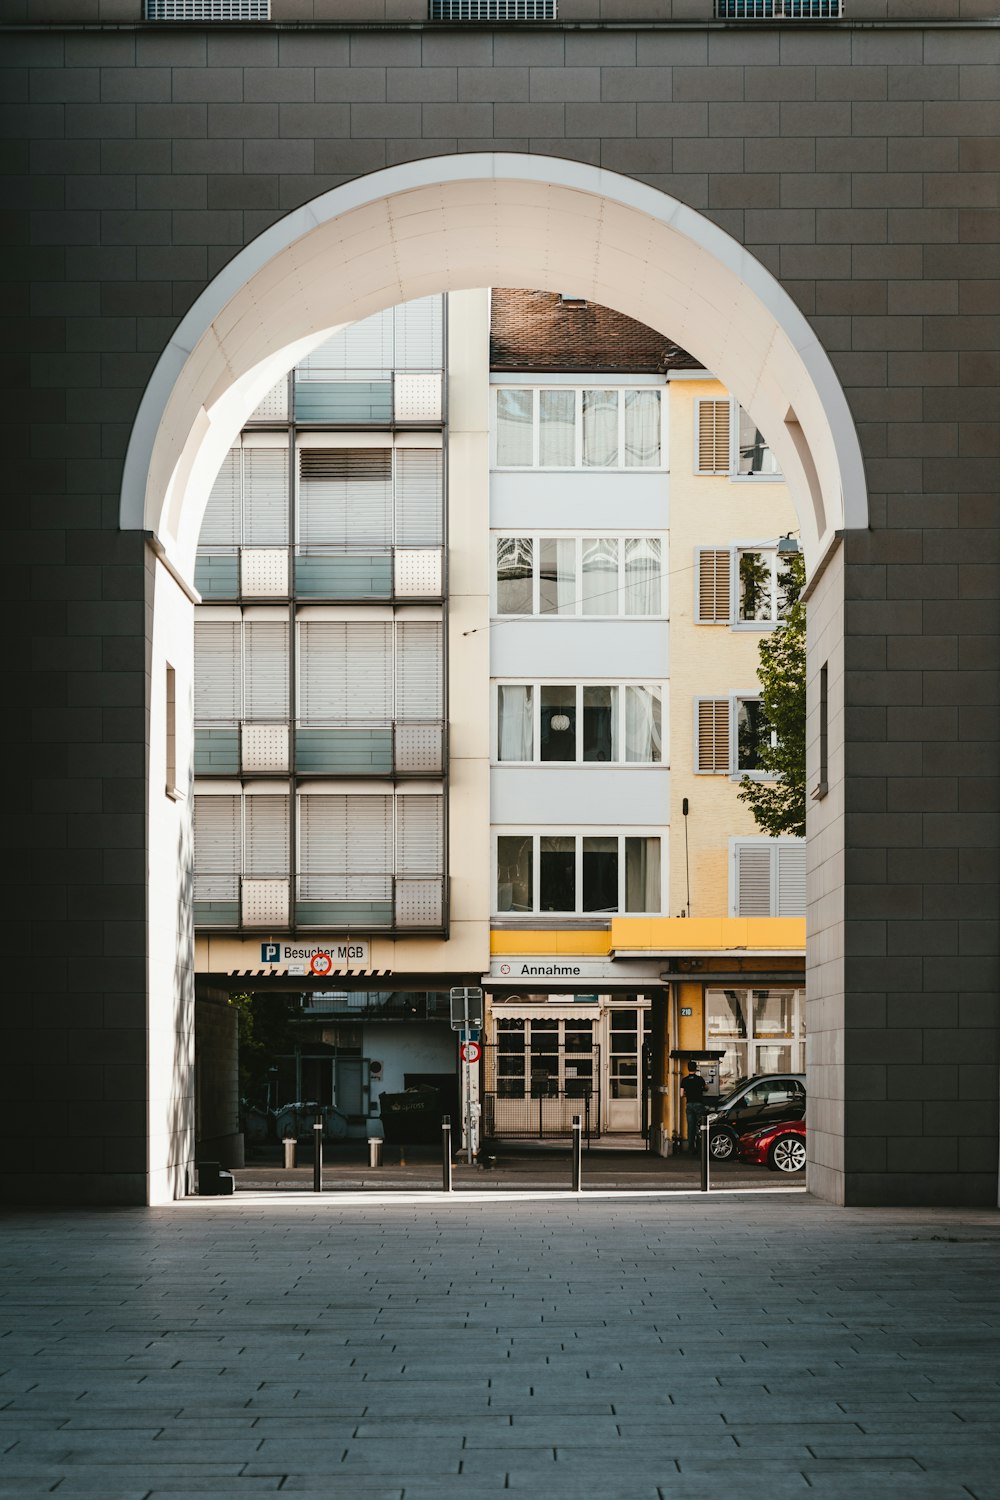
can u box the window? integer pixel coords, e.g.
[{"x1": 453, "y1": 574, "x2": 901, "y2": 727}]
[
  {"x1": 815, "y1": 662, "x2": 829, "y2": 800},
  {"x1": 715, "y1": 0, "x2": 842, "y2": 17},
  {"x1": 496, "y1": 683, "x2": 664, "y2": 764},
  {"x1": 431, "y1": 0, "x2": 556, "y2": 16},
  {"x1": 495, "y1": 387, "x2": 662, "y2": 469},
  {"x1": 146, "y1": 0, "x2": 269, "y2": 16},
  {"x1": 495, "y1": 833, "x2": 662, "y2": 916},
  {"x1": 495, "y1": 535, "x2": 665, "y2": 617},
  {"x1": 705, "y1": 987, "x2": 805, "y2": 1093},
  {"x1": 696, "y1": 547, "x2": 795, "y2": 627},
  {"x1": 492, "y1": 1017, "x2": 595, "y2": 1106},
  {"x1": 695, "y1": 695, "x2": 775, "y2": 777},
  {"x1": 729, "y1": 838, "x2": 806, "y2": 917},
  {"x1": 695, "y1": 399, "x2": 780, "y2": 479},
  {"x1": 165, "y1": 664, "x2": 182, "y2": 801}
]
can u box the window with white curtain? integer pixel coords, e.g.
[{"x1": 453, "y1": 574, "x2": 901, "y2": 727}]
[
  {"x1": 495, "y1": 682, "x2": 664, "y2": 764},
  {"x1": 495, "y1": 832, "x2": 663, "y2": 915},
  {"x1": 495, "y1": 535, "x2": 665, "y2": 617},
  {"x1": 494, "y1": 387, "x2": 663, "y2": 468}
]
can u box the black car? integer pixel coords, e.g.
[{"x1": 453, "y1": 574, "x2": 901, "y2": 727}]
[{"x1": 705, "y1": 1073, "x2": 806, "y2": 1161}]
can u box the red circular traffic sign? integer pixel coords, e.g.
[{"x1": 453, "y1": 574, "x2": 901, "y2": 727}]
[
  {"x1": 310, "y1": 951, "x2": 334, "y2": 976},
  {"x1": 460, "y1": 1041, "x2": 481, "y2": 1064}
]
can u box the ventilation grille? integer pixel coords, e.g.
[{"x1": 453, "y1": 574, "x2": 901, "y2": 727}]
[
  {"x1": 715, "y1": 0, "x2": 842, "y2": 15},
  {"x1": 145, "y1": 0, "x2": 270, "y2": 16},
  {"x1": 429, "y1": 0, "x2": 555, "y2": 17}
]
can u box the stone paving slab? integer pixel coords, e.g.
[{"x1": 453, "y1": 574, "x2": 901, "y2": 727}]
[{"x1": 0, "y1": 1195, "x2": 998, "y2": 1498}]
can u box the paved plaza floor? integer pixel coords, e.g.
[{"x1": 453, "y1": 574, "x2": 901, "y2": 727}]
[{"x1": 1, "y1": 1191, "x2": 998, "y2": 1499}]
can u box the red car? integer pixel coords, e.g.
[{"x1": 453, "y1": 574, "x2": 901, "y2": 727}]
[{"x1": 737, "y1": 1119, "x2": 806, "y2": 1174}]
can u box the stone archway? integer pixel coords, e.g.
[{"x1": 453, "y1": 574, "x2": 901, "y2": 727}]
[{"x1": 125, "y1": 153, "x2": 865, "y2": 1203}]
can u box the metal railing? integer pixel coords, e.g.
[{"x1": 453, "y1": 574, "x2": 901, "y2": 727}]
[
  {"x1": 192, "y1": 872, "x2": 446, "y2": 932},
  {"x1": 293, "y1": 369, "x2": 443, "y2": 425},
  {"x1": 193, "y1": 544, "x2": 445, "y2": 602},
  {"x1": 193, "y1": 718, "x2": 446, "y2": 778}
]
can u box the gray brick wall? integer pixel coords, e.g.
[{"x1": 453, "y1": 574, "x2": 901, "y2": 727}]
[{"x1": 1, "y1": 15, "x2": 997, "y2": 1204}]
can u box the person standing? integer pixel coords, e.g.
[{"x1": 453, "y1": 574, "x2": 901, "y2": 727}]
[{"x1": 680, "y1": 1061, "x2": 707, "y2": 1154}]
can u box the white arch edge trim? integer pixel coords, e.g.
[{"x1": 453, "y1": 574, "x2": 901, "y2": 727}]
[{"x1": 120, "y1": 151, "x2": 868, "y2": 538}]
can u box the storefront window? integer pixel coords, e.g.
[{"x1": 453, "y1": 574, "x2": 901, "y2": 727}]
[{"x1": 705, "y1": 987, "x2": 804, "y2": 1092}]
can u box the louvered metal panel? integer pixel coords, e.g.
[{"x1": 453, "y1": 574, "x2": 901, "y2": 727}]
[
  {"x1": 241, "y1": 878, "x2": 289, "y2": 927},
  {"x1": 394, "y1": 372, "x2": 443, "y2": 423},
  {"x1": 395, "y1": 448, "x2": 443, "y2": 546},
  {"x1": 393, "y1": 297, "x2": 444, "y2": 370},
  {"x1": 193, "y1": 794, "x2": 241, "y2": 892},
  {"x1": 243, "y1": 446, "x2": 288, "y2": 546},
  {"x1": 697, "y1": 399, "x2": 731, "y2": 474},
  {"x1": 298, "y1": 620, "x2": 392, "y2": 724},
  {"x1": 298, "y1": 794, "x2": 393, "y2": 894},
  {"x1": 241, "y1": 722, "x2": 289, "y2": 773},
  {"x1": 696, "y1": 698, "x2": 730, "y2": 773},
  {"x1": 244, "y1": 619, "x2": 288, "y2": 721},
  {"x1": 696, "y1": 548, "x2": 733, "y2": 623},
  {"x1": 240, "y1": 548, "x2": 288, "y2": 597},
  {"x1": 245, "y1": 793, "x2": 289, "y2": 878},
  {"x1": 776, "y1": 841, "x2": 807, "y2": 917},
  {"x1": 395, "y1": 620, "x2": 443, "y2": 720},
  {"x1": 194, "y1": 621, "x2": 241, "y2": 723},
  {"x1": 735, "y1": 843, "x2": 773, "y2": 917},
  {"x1": 396, "y1": 794, "x2": 444, "y2": 874},
  {"x1": 298, "y1": 448, "x2": 392, "y2": 548},
  {"x1": 297, "y1": 311, "x2": 393, "y2": 380},
  {"x1": 200, "y1": 449, "x2": 240, "y2": 547}
]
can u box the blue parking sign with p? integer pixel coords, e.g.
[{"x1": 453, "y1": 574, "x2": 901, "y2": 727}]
[{"x1": 261, "y1": 942, "x2": 281, "y2": 964}]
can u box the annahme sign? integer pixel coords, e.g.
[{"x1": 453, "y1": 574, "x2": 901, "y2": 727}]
[{"x1": 488, "y1": 957, "x2": 664, "y2": 982}]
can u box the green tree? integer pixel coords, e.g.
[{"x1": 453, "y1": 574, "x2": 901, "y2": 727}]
[
  {"x1": 736, "y1": 549, "x2": 807, "y2": 838},
  {"x1": 228, "y1": 991, "x2": 301, "y2": 1103}
]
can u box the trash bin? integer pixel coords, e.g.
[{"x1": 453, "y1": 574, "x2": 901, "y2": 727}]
[
  {"x1": 197, "y1": 1160, "x2": 221, "y2": 1195},
  {"x1": 282, "y1": 1137, "x2": 296, "y2": 1169},
  {"x1": 368, "y1": 1137, "x2": 383, "y2": 1168}
]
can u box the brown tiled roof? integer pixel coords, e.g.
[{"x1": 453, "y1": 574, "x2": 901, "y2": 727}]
[{"x1": 489, "y1": 288, "x2": 703, "y2": 374}]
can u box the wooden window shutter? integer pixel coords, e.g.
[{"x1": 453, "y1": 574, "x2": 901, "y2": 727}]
[
  {"x1": 696, "y1": 548, "x2": 733, "y2": 622},
  {"x1": 696, "y1": 698, "x2": 730, "y2": 773},
  {"x1": 696, "y1": 399, "x2": 731, "y2": 474}
]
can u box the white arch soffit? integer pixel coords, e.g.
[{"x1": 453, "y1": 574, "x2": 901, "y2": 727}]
[{"x1": 121, "y1": 153, "x2": 868, "y2": 577}]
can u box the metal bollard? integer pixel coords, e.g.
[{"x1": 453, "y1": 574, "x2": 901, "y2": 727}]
[
  {"x1": 368, "y1": 1136, "x2": 383, "y2": 1169},
  {"x1": 313, "y1": 1111, "x2": 323, "y2": 1193},
  {"x1": 282, "y1": 1136, "x2": 296, "y2": 1170},
  {"x1": 700, "y1": 1111, "x2": 716, "y2": 1194},
  {"x1": 571, "y1": 1114, "x2": 582, "y2": 1193},
  {"x1": 441, "y1": 1114, "x2": 453, "y2": 1192}
]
